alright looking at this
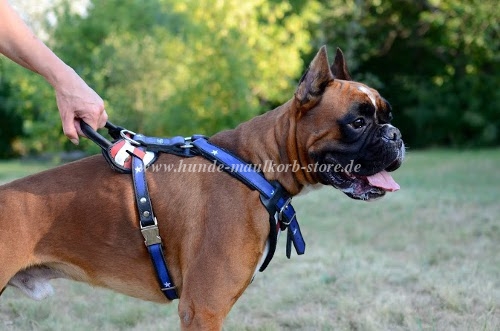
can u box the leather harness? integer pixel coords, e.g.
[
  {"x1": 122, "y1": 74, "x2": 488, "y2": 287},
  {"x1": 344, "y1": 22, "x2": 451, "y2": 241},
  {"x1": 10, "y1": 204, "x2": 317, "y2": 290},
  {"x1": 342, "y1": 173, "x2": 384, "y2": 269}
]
[{"x1": 81, "y1": 121, "x2": 306, "y2": 300}]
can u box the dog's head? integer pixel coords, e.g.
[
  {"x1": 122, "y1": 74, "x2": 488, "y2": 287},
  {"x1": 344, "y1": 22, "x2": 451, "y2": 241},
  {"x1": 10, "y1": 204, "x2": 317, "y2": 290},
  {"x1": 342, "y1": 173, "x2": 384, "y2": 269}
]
[{"x1": 294, "y1": 46, "x2": 405, "y2": 201}]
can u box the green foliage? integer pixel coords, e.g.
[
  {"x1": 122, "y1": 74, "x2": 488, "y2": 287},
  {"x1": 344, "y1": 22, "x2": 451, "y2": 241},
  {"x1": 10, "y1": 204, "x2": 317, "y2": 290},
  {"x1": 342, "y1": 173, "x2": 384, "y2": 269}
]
[
  {"x1": 0, "y1": 58, "x2": 66, "y2": 155},
  {"x1": 317, "y1": 0, "x2": 499, "y2": 148},
  {"x1": 0, "y1": 0, "x2": 498, "y2": 157},
  {"x1": 0, "y1": 70, "x2": 23, "y2": 158},
  {"x1": 50, "y1": 0, "x2": 317, "y2": 136}
]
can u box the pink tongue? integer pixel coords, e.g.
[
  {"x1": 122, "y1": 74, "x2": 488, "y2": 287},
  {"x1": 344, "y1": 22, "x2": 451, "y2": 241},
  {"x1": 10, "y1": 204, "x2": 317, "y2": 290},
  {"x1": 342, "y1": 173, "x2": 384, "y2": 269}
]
[{"x1": 366, "y1": 170, "x2": 400, "y2": 192}]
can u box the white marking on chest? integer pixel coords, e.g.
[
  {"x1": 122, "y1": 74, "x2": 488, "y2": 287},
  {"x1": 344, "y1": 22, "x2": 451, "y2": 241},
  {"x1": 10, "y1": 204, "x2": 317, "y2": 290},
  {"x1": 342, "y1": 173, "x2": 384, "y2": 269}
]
[
  {"x1": 253, "y1": 240, "x2": 271, "y2": 279},
  {"x1": 358, "y1": 86, "x2": 377, "y2": 109}
]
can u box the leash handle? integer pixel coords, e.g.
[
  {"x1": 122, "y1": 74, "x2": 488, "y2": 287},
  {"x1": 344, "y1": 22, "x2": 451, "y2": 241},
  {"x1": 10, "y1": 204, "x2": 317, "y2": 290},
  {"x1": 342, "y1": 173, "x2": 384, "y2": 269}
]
[{"x1": 80, "y1": 120, "x2": 113, "y2": 149}]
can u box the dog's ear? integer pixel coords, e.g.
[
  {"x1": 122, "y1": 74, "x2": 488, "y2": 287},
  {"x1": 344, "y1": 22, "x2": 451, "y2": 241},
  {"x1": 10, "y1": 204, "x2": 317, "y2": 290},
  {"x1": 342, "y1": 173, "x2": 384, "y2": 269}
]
[
  {"x1": 330, "y1": 48, "x2": 352, "y2": 81},
  {"x1": 295, "y1": 45, "x2": 334, "y2": 110}
]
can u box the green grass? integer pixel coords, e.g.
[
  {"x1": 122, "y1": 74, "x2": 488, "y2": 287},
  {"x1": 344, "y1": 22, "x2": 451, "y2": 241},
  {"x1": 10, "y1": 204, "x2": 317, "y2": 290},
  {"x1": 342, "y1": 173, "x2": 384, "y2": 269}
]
[
  {"x1": 1, "y1": 149, "x2": 499, "y2": 330},
  {"x1": 0, "y1": 159, "x2": 56, "y2": 184}
]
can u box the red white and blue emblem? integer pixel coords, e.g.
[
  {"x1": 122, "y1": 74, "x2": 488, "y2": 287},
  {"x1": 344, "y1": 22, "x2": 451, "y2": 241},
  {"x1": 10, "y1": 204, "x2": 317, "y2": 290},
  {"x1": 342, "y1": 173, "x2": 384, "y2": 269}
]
[{"x1": 109, "y1": 140, "x2": 156, "y2": 170}]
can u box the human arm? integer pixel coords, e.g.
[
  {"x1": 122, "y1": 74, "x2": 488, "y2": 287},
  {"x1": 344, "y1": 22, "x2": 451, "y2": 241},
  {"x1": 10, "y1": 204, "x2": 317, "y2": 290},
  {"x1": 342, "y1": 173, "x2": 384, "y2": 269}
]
[{"x1": 0, "y1": 0, "x2": 107, "y2": 144}]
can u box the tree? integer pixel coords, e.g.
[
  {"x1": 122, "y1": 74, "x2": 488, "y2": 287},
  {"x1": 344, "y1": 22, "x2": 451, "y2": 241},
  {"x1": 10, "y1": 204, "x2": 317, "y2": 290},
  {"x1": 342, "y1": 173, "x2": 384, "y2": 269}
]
[
  {"x1": 50, "y1": 0, "x2": 319, "y2": 137},
  {"x1": 3, "y1": 0, "x2": 497, "y2": 157},
  {"x1": 0, "y1": 67, "x2": 23, "y2": 158},
  {"x1": 316, "y1": 0, "x2": 499, "y2": 147},
  {"x1": 1, "y1": 0, "x2": 319, "y2": 157}
]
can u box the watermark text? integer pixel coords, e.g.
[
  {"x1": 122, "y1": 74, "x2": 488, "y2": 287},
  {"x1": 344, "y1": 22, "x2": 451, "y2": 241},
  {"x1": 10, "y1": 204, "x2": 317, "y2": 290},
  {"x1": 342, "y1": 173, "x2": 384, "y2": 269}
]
[{"x1": 147, "y1": 159, "x2": 361, "y2": 174}]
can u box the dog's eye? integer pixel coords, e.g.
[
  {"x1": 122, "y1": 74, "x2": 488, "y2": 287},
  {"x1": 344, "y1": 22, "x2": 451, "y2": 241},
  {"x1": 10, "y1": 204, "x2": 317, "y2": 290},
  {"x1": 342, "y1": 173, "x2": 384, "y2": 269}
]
[{"x1": 351, "y1": 118, "x2": 365, "y2": 129}]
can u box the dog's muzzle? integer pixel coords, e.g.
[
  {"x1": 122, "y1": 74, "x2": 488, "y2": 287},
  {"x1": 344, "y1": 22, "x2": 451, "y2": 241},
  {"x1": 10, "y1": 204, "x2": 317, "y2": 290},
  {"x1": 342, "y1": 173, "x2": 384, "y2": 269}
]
[{"x1": 316, "y1": 124, "x2": 405, "y2": 201}]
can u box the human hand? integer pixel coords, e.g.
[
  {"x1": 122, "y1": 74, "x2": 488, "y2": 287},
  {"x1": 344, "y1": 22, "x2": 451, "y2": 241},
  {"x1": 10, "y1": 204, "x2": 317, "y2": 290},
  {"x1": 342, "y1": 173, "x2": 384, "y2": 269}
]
[
  {"x1": 0, "y1": 0, "x2": 107, "y2": 145},
  {"x1": 54, "y1": 67, "x2": 108, "y2": 145}
]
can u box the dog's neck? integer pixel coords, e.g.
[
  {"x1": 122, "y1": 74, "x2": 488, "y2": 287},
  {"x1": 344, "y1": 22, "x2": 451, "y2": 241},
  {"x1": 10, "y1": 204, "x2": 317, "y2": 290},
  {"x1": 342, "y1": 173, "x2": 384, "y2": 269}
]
[{"x1": 210, "y1": 99, "x2": 318, "y2": 196}]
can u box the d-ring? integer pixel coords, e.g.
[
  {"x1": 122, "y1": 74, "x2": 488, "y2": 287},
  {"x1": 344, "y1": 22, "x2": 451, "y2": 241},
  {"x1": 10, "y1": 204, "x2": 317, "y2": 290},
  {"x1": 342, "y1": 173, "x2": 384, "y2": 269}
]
[{"x1": 120, "y1": 129, "x2": 140, "y2": 146}]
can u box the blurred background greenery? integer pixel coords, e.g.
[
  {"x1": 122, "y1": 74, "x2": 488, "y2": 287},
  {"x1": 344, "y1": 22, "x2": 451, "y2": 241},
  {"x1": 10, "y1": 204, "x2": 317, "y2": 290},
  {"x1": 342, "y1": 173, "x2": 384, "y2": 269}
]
[{"x1": 1, "y1": 0, "x2": 498, "y2": 158}]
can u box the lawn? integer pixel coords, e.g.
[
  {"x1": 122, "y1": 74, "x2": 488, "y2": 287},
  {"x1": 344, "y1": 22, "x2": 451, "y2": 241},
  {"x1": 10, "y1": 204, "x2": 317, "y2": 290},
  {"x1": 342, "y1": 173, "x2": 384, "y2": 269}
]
[
  {"x1": 1, "y1": 149, "x2": 499, "y2": 330},
  {"x1": 0, "y1": 159, "x2": 56, "y2": 185}
]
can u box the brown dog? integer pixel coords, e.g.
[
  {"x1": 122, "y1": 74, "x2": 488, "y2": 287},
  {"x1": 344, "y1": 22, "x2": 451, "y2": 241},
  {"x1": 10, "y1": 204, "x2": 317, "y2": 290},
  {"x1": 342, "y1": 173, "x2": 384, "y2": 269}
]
[{"x1": 0, "y1": 46, "x2": 404, "y2": 330}]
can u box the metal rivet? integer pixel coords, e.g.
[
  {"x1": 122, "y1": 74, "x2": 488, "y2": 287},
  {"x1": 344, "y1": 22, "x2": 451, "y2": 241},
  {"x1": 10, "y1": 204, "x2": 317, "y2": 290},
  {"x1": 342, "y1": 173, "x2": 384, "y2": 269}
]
[
  {"x1": 140, "y1": 197, "x2": 147, "y2": 204},
  {"x1": 143, "y1": 211, "x2": 150, "y2": 217}
]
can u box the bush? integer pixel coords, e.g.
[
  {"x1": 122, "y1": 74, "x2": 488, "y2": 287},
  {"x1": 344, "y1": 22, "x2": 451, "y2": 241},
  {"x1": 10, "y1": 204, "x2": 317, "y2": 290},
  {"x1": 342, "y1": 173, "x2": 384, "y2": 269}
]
[{"x1": 0, "y1": 79, "x2": 23, "y2": 158}]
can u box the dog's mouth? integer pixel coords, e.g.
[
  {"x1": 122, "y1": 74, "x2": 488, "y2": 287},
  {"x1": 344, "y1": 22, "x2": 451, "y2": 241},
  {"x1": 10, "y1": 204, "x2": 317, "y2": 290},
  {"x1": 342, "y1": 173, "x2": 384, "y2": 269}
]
[{"x1": 317, "y1": 148, "x2": 404, "y2": 201}]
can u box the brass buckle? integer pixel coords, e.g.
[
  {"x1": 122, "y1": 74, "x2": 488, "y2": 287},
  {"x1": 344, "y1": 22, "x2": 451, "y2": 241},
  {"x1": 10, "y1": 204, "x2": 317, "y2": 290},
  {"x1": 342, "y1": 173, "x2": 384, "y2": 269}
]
[{"x1": 140, "y1": 218, "x2": 162, "y2": 246}]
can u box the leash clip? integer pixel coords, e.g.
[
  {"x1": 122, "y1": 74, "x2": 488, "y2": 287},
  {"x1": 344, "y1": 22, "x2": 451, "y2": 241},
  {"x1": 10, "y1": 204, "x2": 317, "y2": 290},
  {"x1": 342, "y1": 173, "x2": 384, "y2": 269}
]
[{"x1": 140, "y1": 218, "x2": 162, "y2": 246}]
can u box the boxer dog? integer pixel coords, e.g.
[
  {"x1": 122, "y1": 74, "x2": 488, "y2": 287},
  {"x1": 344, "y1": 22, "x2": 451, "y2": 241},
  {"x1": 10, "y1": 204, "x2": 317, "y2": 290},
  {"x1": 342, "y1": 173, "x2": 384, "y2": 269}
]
[{"x1": 0, "y1": 46, "x2": 404, "y2": 330}]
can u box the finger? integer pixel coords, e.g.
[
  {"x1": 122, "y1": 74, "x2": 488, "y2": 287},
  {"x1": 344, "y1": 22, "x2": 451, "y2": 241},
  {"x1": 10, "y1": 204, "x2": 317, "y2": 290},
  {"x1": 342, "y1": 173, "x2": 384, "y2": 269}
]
[
  {"x1": 76, "y1": 116, "x2": 99, "y2": 139},
  {"x1": 74, "y1": 118, "x2": 84, "y2": 138},
  {"x1": 98, "y1": 109, "x2": 109, "y2": 128},
  {"x1": 62, "y1": 115, "x2": 79, "y2": 145}
]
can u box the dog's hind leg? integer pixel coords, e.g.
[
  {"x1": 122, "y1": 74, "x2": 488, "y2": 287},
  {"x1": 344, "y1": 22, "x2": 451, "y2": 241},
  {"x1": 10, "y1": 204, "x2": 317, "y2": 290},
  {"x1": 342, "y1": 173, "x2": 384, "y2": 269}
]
[
  {"x1": 0, "y1": 241, "x2": 36, "y2": 299},
  {"x1": 0, "y1": 226, "x2": 47, "y2": 300},
  {"x1": 0, "y1": 249, "x2": 27, "y2": 298}
]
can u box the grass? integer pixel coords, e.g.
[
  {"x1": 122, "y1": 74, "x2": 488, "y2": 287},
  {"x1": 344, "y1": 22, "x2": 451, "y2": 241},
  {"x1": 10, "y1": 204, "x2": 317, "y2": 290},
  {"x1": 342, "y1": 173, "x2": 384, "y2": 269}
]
[
  {"x1": 0, "y1": 159, "x2": 56, "y2": 184},
  {"x1": 1, "y1": 149, "x2": 499, "y2": 330}
]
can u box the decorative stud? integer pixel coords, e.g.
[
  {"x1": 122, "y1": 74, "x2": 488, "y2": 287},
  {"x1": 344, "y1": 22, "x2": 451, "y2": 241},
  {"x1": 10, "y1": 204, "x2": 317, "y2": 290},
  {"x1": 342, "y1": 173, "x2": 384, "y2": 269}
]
[
  {"x1": 143, "y1": 211, "x2": 150, "y2": 217},
  {"x1": 140, "y1": 197, "x2": 147, "y2": 204}
]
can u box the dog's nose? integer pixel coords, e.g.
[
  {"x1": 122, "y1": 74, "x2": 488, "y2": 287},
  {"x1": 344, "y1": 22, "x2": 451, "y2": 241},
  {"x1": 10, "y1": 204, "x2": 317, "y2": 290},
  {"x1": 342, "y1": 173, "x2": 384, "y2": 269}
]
[{"x1": 381, "y1": 124, "x2": 401, "y2": 141}]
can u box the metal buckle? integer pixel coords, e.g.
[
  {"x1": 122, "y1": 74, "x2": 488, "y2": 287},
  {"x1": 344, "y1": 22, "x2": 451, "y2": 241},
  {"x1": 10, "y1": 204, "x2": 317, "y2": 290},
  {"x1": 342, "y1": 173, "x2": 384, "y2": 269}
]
[
  {"x1": 278, "y1": 198, "x2": 294, "y2": 225},
  {"x1": 181, "y1": 136, "x2": 193, "y2": 148},
  {"x1": 281, "y1": 212, "x2": 296, "y2": 226},
  {"x1": 120, "y1": 129, "x2": 141, "y2": 146},
  {"x1": 140, "y1": 218, "x2": 162, "y2": 246}
]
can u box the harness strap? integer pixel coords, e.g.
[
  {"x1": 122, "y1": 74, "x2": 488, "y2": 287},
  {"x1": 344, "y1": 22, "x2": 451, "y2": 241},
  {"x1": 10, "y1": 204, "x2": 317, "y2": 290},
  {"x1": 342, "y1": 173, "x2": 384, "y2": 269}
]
[
  {"x1": 130, "y1": 148, "x2": 178, "y2": 300},
  {"x1": 81, "y1": 120, "x2": 307, "y2": 297},
  {"x1": 104, "y1": 122, "x2": 126, "y2": 140},
  {"x1": 191, "y1": 138, "x2": 306, "y2": 270},
  {"x1": 259, "y1": 184, "x2": 282, "y2": 271},
  {"x1": 133, "y1": 134, "x2": 197, "y2": 157}
]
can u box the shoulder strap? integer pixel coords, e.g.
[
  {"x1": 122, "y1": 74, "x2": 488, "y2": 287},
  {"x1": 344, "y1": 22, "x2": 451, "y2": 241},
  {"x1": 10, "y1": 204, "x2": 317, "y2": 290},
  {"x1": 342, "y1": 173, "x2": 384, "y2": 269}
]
[{"x1": 191, "y1": 137, "x2": 306, "y2": 270}]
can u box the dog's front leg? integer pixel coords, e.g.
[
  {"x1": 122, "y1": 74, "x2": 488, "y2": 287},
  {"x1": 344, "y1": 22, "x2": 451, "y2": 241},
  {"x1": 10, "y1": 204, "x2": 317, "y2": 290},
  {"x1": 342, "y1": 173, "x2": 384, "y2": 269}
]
[
  {"x1": 177, "y1": 254, "x2": 256, "y2": 331},
  {"x1": 173, "y1": 206, "x2": 268, "y2": 330}
]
